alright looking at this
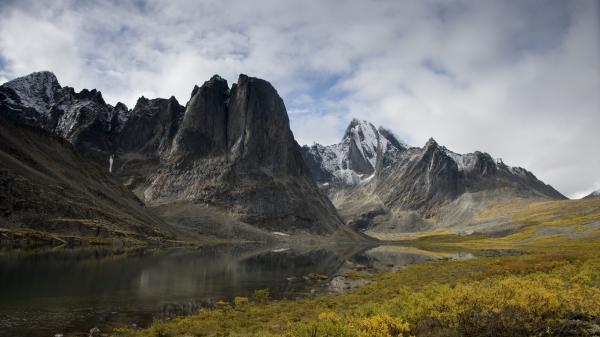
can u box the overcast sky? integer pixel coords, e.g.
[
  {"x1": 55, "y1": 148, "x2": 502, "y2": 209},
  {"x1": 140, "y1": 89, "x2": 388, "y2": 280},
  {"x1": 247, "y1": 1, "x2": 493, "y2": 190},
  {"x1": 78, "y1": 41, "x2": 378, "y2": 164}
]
[{"x1": 0, "y1": 0, "x2": 598, "y2": 198}]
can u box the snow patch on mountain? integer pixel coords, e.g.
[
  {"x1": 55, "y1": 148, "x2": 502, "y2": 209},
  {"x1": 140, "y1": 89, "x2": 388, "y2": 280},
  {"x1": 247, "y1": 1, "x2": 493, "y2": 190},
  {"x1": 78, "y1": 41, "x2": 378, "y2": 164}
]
[
  {"x1": 443, "y1": 148, "x2": 469, "y2": 171},
  {"x1": 1, "y1": 71, "x2": 132, "y2": 139},
  {"x1": 303, "y1": 119, "x2": 407, "y2": 186},
  {"x1": 304, "y1": 118, "x2": 546, "y2": 190},
  {"x1": 1, "y1": 71, "x2": 60, "y2": 114}
]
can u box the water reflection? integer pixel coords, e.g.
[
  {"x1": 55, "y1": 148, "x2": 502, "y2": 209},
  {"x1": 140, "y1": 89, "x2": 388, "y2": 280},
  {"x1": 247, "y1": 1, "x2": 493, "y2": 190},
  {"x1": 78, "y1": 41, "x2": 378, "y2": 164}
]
[{"x1": 0, "y1": 243, "x2": 475, "y2": 337}]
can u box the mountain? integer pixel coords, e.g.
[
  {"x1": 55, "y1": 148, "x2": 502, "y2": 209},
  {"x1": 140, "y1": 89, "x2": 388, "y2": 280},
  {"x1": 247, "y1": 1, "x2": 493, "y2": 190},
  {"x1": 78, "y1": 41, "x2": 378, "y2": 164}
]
[
  {"x1": 302, "y1": 119, "x2": 406, "y2": 187},
  {"x1": 0, "y1": 116, "x2": 172, "y2": 247},
  {"x1": 0, "y1": 71, "x2": 353, "y2": 239},
  {"x1": 302, "y1": 119, "x2": 566, "y2": 234},
  {"x1": 584, "y1": 190, "x2": 600, "y2": 199}
]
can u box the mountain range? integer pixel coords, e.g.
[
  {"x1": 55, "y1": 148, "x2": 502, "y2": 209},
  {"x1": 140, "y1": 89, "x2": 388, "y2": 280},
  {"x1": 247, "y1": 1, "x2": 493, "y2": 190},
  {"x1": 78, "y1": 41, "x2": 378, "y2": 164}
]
[
  {"x1": 302, "y1": 119, "x2": 566, "y2": 234},
  {"x1": 0, "y1": 71, "x2": 361, "y2": 245},
  {"x1": 0, "y1": 71, "x2": 572, "y2": 245}
]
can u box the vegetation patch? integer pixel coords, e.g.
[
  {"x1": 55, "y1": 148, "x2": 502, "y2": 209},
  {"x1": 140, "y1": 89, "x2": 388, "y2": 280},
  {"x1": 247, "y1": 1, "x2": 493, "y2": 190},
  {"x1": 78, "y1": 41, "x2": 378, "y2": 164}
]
[{"x1": 112, "y1": 198, "x2": 600, "y2": 337}]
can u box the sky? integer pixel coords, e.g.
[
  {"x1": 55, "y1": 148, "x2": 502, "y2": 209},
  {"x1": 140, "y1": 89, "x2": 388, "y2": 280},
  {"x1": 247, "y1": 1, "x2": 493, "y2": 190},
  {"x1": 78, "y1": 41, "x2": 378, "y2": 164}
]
[{"x1": 0, "y1": 0, "x2": 598, "y2": 198}]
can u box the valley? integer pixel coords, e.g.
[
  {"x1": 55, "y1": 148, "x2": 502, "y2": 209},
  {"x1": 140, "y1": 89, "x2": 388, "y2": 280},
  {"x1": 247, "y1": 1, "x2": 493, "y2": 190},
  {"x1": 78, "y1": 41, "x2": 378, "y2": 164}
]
[{"x1": 0, "y1": 71, "x2": 598, "y2": 337}]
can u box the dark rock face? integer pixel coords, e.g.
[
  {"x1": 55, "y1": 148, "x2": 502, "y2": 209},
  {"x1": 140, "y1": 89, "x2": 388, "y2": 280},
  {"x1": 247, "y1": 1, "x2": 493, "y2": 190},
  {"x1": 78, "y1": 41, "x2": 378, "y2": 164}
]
[
  {"x1": 378, "y1": 138, "x2": 464, "y2": 216},
  {"x1": 117, "y1": 96, "x2": 183, "y2": 156},
  {"x1": 171, "y1": 76, "x2": 228, "y2": 157},
  {"x1": 0, "y1": 72, "x2": 345, "y2": 235},
  {"x1": 303, "y1": 119, "x2": 566, "y2": 231}
]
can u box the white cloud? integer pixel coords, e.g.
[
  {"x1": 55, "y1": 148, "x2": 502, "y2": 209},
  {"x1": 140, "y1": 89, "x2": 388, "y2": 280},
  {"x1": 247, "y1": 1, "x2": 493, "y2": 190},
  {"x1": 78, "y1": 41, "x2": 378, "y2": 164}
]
[{"x1": 0, "y1": 0, "x2": 598, "y2": 198}]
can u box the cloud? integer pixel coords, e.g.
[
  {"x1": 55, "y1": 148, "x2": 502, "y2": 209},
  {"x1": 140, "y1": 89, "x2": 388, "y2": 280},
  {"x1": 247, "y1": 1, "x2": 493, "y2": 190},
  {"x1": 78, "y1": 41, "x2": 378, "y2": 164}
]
[{"x1": 0, "y1": 0, "x2": 598, "y2": 198}]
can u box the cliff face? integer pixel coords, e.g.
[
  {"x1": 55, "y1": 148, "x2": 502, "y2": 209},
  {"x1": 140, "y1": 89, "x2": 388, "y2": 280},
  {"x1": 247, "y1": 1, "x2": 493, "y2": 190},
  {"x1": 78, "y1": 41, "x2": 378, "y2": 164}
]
[{"x1": 0, "y1": 72, "x2": 346, "y2": 236}]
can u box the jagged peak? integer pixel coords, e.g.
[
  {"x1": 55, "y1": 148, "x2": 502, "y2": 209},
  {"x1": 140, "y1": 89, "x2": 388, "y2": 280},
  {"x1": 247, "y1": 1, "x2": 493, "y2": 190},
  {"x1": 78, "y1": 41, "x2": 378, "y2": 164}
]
[
  {"x1": 209, "y1": 74, "x2": 225, "y2": 82},
  {"x1": 234, "y1": 73, "x2": 276, "y2": 90},
  {"x1": 0, "y1": 71, "x2": 62, "y2": 112},
  {"x1": 1, "y1": 70, "x2": 59, "y2": 87},
  {"x1": 190, "y1": 85, "x2": 200, "y2": 98},
  {"x1": 114, "y1": 102, "x2": 128, "y2": 111},
  {"x1": 424, "y1": 137, "x2": 438, "y2": 149},
  {"x1": 76, "y1": 88, "x2": 106, "y2": 105},
  {"x1": 202, "y1": 74, "x2": 229, "y2": 88},
  {"x1": 343, "y1": 118, "x2": 377, "y2": 140}
]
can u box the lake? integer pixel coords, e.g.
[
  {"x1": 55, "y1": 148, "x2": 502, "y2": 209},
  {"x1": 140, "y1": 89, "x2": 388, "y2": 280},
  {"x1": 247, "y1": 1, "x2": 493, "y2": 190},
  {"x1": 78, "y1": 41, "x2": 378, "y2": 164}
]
[{"x1": 0, "y1": 243, "x2": 475, "y2": 337}]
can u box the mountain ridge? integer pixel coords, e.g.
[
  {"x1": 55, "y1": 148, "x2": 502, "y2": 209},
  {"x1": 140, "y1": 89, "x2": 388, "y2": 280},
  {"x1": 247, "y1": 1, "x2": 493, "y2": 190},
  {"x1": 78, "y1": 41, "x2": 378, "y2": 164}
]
[
  {"x1": 584, "y1": 189, "x2": 600, "y2": 199},
  {"x1": 0, "y1": 71, "x2": 355, "y2": 240},
  {"x1": 302, "y1": 119, "x2": 566, "y2": 234}
]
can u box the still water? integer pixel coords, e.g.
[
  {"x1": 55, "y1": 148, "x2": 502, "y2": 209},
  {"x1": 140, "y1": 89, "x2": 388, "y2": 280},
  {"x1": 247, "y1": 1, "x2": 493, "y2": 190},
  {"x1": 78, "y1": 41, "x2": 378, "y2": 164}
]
[{"x1": 0, "y1": 244, "x2": 474, "y2": 337}]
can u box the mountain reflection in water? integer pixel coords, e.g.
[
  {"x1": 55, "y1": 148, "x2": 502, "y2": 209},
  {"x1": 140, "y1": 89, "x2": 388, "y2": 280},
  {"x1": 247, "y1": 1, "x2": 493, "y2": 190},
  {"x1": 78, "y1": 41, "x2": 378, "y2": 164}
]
[{"x1": 0, "y1": 243, "x2": 475, "y2": 337}]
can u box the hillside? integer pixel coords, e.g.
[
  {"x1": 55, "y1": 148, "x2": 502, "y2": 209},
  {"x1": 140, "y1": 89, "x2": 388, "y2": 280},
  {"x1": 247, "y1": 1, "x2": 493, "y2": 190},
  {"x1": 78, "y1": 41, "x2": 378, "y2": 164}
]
[{"x1": 0, "y1": 117, "x2": 172, "y2": 247}]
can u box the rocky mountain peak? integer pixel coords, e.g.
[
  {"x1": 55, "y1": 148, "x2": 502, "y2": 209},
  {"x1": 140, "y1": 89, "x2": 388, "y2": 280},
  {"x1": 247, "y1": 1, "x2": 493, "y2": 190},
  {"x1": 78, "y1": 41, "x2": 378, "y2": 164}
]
[
  {"x1": 0, "y1": 71, "x2": 61, "y2": 113},
  {"x1": 584, "y1": 189, "x2": 600, "y2": 199},
  {"x1": 301, "y1": 119, "x2": 407, "y2": 187},
  {"x1": 114, "y1": 101, "x2": 128, "y2": 111},
  {"x1": 172, "y1": 73, "x2": 230, "y2": 157},
  {"x1": 135, "y1": 96, "x2": 150, "y2": 106},
  {"x1": 76, "y1": 88, "x2": 106, "y2": 105},
  {"x1": 227, "y1": 74, "x2": 301, "y2": 174},
  {"x1": 424, "y1": 137, "x2": 438, "y2": 149},
  {"x1": 343, "y1": 118, "x2": 374, "y2": 137}
]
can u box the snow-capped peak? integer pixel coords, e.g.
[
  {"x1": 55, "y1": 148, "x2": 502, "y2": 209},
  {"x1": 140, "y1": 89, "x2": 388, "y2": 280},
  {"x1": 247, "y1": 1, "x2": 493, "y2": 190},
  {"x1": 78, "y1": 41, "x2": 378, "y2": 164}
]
[
  {"x1": 343, "y1": 119, "x2": 382, "y2": 170},
  {"x1": 303, "y1": 118, "x2": 407, "y2": 186},
  {"x1": 1, "y1": 71, "x2": 61, "y2": 114}
]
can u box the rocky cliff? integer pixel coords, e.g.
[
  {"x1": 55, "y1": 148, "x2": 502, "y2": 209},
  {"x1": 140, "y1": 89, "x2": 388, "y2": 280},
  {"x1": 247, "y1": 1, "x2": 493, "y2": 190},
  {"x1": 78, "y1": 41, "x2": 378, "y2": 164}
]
[{"x1": 0, "y1": 72, "x2": 349, "y2": 238}]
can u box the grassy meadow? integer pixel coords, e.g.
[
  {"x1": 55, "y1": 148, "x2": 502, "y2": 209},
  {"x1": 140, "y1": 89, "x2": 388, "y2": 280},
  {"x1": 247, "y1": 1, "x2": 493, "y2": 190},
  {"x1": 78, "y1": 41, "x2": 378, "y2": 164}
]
[{"x1": 113, "y1": 198, "x2": 600, "y2": 337}]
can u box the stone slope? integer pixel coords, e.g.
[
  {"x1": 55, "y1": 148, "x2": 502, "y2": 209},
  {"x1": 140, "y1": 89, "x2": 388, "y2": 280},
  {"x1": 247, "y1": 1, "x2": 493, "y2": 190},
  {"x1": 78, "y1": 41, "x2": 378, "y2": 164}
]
[{"x1": 0, "y1": 117, "x2": 171, "y2": 246}]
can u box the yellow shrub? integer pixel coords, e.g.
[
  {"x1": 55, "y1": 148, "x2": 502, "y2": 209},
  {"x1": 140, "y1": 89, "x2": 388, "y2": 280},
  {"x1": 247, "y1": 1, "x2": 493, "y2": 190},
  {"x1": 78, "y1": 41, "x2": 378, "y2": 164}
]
[
  {"x1": 358, "y1": 314, "x2": 410, "y2": 337},
  {"x1": 318, "y1": 311, "x2": 342, "y2": 322},
  {"x1": 253, "y1": 288, "x2": 270, "y2": 303},
  {"x1": 234, "y1": 296, "x2": 249, "y2": 307},
  {"x1": 407, "y1": 272, "x2": 600, "y2": 336}
]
